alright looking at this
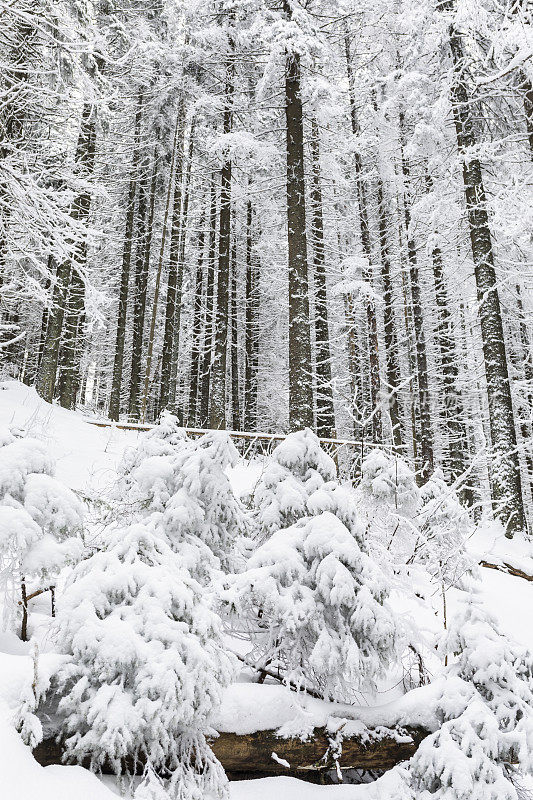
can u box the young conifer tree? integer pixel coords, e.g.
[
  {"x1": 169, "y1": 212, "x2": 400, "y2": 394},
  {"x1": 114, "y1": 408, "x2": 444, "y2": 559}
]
[
  {"x1": 226, "y1": 431, "x2": 401, "y2": 701},
  {"x1": 409, "y1": 594, "x2": 533, "y2": 799},
  {"x1": 116, "y1": 418, "x2": 251, "y2": 576},
  {"x1": 0, "y1": 427, "x2": 83, "y2": 639},
  {"x1": 253, "y1": 428, "x2": 337, "y2": 540},
  {"x1": 49, "y1": 518, "x2": 235, "y2": 799}
]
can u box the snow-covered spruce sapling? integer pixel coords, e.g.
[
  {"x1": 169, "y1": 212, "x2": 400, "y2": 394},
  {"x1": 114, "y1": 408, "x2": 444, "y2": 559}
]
[
  {"x1": 117, "y1": 423, "x2": 250, "y2": 577},
  {"x1": 159, "y1": 431, "x2": 252, "y2": 575},
  {"x1": 418, "y1": 469, "x2": 475, "y2": 589},
  {"x1": 356, "y1": 449, "x2": 420, "y2": 564},
  {"x1": 225, "y1": 508, "x2": 400, "y2": 701},
  {"x1": 114, "y1": 412, "x2": 190, "y2": 519},
  {"x1": 48, "y1": 518, "x2": 236, "y2": 799},
  {"x1": 253, "y1": 428, "x2": 337, "y2": 540},
  {"x1": 409, "y1": 594, "x2": 533, "y2": 799},
  {"x1": 0, "y1": 427, "x2": 83, "y2": 639}
]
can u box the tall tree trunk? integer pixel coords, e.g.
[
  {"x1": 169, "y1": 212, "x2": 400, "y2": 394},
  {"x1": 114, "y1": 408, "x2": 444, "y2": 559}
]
[
  {"x1": 57, "y1": 269, "x2": 85, "y2": 409},
  {"x1": 129, "y1": 148, "x2": 157, "y2": 420},
  {"x1": 0, "y1": 13, "x2": 33, "y2": 276},
  {"x1": 428, "y1": 194, "x2": 467, "y2": 486},
  {"x1": 199, "y1": 179, "x2": 218, "y2": 427},
  {"x1": 187, "y1": 217, "x2": 206, "y2": 427},
  {"x1": 159, "y1": 99, "x2": 186, "y2": 414},
  {"x1": 230, "y1": 225, "x2": 240, "y2": 430},
  {"x1": 376, "y1": 178, "x2": 402, "y2": 450},
  {"x1": 37, "y1": 102, "x2": 96, "y2": 404},
  {"x1": 168, "y1": 121, "x2": 195, "y2": 412},
  {"x1": 522, "y1": 75, "x2": 533, "y2": 156},
  {"x1": 399, "y1": 112, "x2": 434, "y2": 484},
  {"x1": 244, "y1": 199, "x2": 259, "y2": 432},
  {"x1": 513, "y1": 284, "x2": 533, "y2": 511},
  {"x1": 310, "y1": 119, "x2": 335, "y2": 438},
  {"x1": 209, "y1": 57, "x2": 234, "y2": 430},
  {"x1": 141, "y1": 113, "x2": 181, "y2": 422},
  {"x1": 285, "y1": 0, "x2": 313, "y2": 431},
  {"x1": 398, "y1": 218, "x2": 419, "y2": 468},
  {"x1": 109, "y1": 91, "x2": 144, "y2": 421},
  {"x1": 345, "y1": 35, "x2": 381, "y2": 442},
  {"x1": 440, "y1": 0, "x2": 526, "y2": 535}
]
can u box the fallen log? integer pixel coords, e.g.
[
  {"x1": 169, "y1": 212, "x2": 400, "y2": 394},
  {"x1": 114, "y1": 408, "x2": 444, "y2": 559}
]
[
  {"x1": 480, "y1": 560, "x2": 533, "y2": 582},
  {"x1": 33, "y1": 725, "x2": 428, "y2": 780},
  {"x1": 210, "y1": 725, "x2": 427, "y2": 776}
]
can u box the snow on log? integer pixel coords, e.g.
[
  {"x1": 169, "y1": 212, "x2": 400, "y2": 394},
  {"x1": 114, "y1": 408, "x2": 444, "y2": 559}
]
[{"x1": 33, "y1": 725, "x2": 428, "y2": 778}]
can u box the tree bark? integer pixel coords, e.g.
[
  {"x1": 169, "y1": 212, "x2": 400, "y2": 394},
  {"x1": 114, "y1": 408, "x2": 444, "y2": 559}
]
[
  {"x1": 199, "y1": 179, "x2": 218, "y2": 427},
  {"x1": 440, "y1": 0, "x2": 526, "y2": 535},
  {"x1": 310, "y1": 120, "x2": 335, "y2": 438},
  {"x1": 128, "y1": 148, "x2": 157, "y2": 421},
  {"x1": 230, "y1": 223, "x2": 240, "y2": 430},
  {"x1": 399, "y1": 112, "x2": 433, "y2": 484},
  {"x1": 285, "y1": 0, "x2": 313, "y2": 431},
  {"x1": 345, "y1": 35, "x2": 381, "y2": 443},
  {"x1": 20, "y1": 578, "x2": 28, "y2": 642},
  {"x1": 159, "y1": 99, "x2": 186, "y2": 414},
  {"x1": 209, "y1": 54, "x2": 235, "y2": 430},
  {"x1": 57, "y1": 269, "x2": 85, "y2": 409},
  {"x1": 0, "y1": 12, "x2": 34, "y2": 275},
  {"x1": 187, "y1": 217, "x2": 206, "y2": 426},
  {"x1": 37, "y1": 102, "x2": 97, "y2": 404},
  {"x1": 140, "y1": 112, "x2": 181, "y2": 422},
  {"x1": 34, "y1": 725, "x2": 428, "y2": 778},
  {"x1": 109, "y1": 91, "x2": 144, "y2": 421},
  {"x1": 428, "y1": 197, "x2": 468, "y2": 486},
  {"x1": 376, "y1": 178, "x2": 402, "y2": 450},
  {"x1": 167, "y1": 121, "x2": 195, "y2": 413},
  {"x1": 244, "y1": 199, "x2": 259, "y2": 432}
]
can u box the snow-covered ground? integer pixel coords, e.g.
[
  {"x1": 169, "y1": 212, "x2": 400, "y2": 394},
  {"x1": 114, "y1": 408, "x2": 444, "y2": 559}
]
[{"x1": 0, "y1": 379, "x2": 532, "y2": 799}]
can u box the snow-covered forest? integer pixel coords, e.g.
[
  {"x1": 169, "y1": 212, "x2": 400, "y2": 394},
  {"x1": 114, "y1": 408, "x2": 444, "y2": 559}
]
[{"x1": 0, "y1": 0, "x2": 533, "y2": 797}]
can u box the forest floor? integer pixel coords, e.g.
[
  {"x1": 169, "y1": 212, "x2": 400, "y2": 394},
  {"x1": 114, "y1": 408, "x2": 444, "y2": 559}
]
[{"x1": 0, "y1": 378, "x2": 532, "y2": 799}]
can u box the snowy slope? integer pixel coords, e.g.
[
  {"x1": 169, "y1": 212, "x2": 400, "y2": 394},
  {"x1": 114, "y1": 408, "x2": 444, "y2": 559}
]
[{"x1": 0, "y1": 379, "x2": 532, "y2": 800}]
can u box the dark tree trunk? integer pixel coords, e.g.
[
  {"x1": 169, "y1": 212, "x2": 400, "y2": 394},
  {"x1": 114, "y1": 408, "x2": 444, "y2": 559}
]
[
  {"x1": 512, "y1": 284, "x2": 533, "y2": 510},
  {"x1": 187, "y1": 217, "x2": 206, "y2": 427},
  {"x1": 20, "y1": 578, "x2": 28, "y2": 642},
  {"x1": 399, "y1": 113, "x2": 433, "y2": 484},
  {"x1": 230, "y1": 226, "x2": 240, "y2": 430},
  {"x1": 345, "y1": 35, "x2": 381, "y2": 442},
  {"x1": 141, "y1": 114, "x2": 181, "y2": 422},
  {"x1": 244, "y1": 199, "x2": 259, "y2": 432},
  {"x1": 109, "y1": 91, "x2": 144, "y2": 421},
  {"x1": 210, "y1": 58, "x2": 234, "y2": 430},
  {"x1": 22, "y1": 264, "x2": 53, "y2": 386},
  {"x1": 376, "y1": 179, "x2": 402, "y2": 450},
  {"x1": 398, "y1": 219, "x2": 419, "y2": 468},
  {"x1": 522, "y1": 76, "x2": 533, "y2": 156},
  {"x1": 168, "y1": 122, "x2": 195, "y2": 412},
  {"x1": 440, "y1": 0, "x2": 526, "y2": 535},
  {"x1": 57, "y1": 269, "x2": 85, "y2": 409},
  {"x1": 0, "y1": 14, "x2": 34, "y2": 277},
  {"x1": 159, "y1": 100, "x2": 186, "y2": 414},
  {"x1": 427, "y1": 187, "x2": 468, "y2": 486},
  {"x1": 129, "y1": 149, "x2": 157, "y2": 420},
  {"x1": 199, "y1": 180, "x2": 218, "y2": 427},
  {"x1": 37, "y1": 103, "x2": 96, "y2": 404},
  {"x1": 310, "y1": 120, "x2": 335, "y2": 438},
  {"x1": 285, "y1": 0, "x2": 313, "y2": 431}
]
